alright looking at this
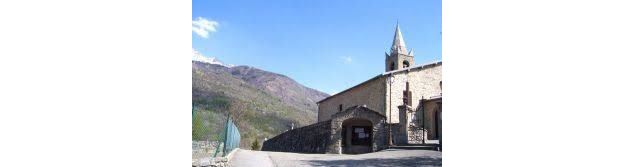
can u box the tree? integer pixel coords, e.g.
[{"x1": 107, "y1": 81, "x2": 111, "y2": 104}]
[
  {"x1": 229, "y1": 100, "x2": 250, "y2": 124},
  {"x1": 251, "y1": 138, "x2": 260, "y2": 150},
  {"x1": 192, "y1": 111, "x2": 206, "y2": 140}
]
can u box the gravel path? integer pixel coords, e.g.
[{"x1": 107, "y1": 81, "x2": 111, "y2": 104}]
[{"x1": 230, "y1": 149, "x2": 441, "y2": 167}]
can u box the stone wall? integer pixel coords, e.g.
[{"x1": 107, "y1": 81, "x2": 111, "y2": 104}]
[
  {"x1": 319, "y1": 62, "x2": 441, "y2": 124},
  {"x1": 328, "y1": 106, "x2": 387, "y2": 154},
  {"x1": 318, "y1": 76, "x2": 387, "y2": 122},
  {"x1": 422, "y1": 99, "x2": 441, "y2": 139},
  {"x1": 261, "y1": 120, "x2": 332, "y2": 153},
  {"x1": 264, "y1": 106, "x2": 388, "y2": 154},
  {"x1": 192, "y1": 141, "x2": 229, "y2": 167},
  {"x1": 387, "y1": 62, "x2": 442, "y2": 123},
  {"x1": 192, "y1": 141, "x2": 223, "y2": 159},
  {"x1": 386, "y1": 52, "x2": 415, "y2": 72}
]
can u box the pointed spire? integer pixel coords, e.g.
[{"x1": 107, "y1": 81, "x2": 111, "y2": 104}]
[{"x1": 391, "y1": 23, "x2": 407, "y2": 55}]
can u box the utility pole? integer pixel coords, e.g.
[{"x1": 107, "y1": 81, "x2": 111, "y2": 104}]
[{"x1": 388, "y1": 76, "x2": 394, "y2": 146}]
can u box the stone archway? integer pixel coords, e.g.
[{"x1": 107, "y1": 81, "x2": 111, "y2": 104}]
[{"x1": 327, "y1": 105, "x2": 387, "y2": 154}]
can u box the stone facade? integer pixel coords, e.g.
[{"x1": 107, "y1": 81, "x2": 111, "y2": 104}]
[
  {"x1": 316, "y1": 24, "x2": 442, "y2": 150},
  {"x1": 267, "y1": 24, "x2": 442, "y2": 154},
  {"x1": 263, "y1": 106, "x2": 387, "y2": 154},
  {"x1": 318, "y1": 62, "x2": 441, "y2": 124},
  {"x1": 421, "y1": 98, "x2": 442, "y2": 140},
  {"x1": 328, "y1": 106, "x2": 387, "y2": 154},
  {"x1": 261, "y1": 120, "x2": 332, "y2": 153},
  {"x1": 386, "y1": 63, "x2": 442, "y2": 123},
  {"x1": 386, "y1": 53, "x2": 414, "y2": 72},
  {"x1": 317, "y1": 76, "x2": 386, "y2": 122}
]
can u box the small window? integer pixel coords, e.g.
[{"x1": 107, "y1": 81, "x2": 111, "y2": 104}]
[
  {"x1": 339, "y1": 104, "x2": 343, "y2": 112},
  {"x1": 440, "y1": 81, "x2": 442, "y2": 94},
  {"x1": 403, "y1": 60, "x2": 410, "y2": 68},
  {"x1": 390, "y1": 62, "x2": 395, "y2": 70}
]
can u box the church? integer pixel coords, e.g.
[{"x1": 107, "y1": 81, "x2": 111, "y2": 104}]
[{"x1": 262, "y1": 24, "x2": 442, "y2": 154}]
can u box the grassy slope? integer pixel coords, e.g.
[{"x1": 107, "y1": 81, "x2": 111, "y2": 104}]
[{"x1": 192, "y1": 63, "x2": 315, "y2": 148}]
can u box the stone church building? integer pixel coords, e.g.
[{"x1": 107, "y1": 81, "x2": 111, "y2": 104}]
[{"x1": 262, "y1": 24, "x2": 442, "y2": 154}]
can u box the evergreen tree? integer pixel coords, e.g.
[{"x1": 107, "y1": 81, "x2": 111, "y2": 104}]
[{"x1": 251, "y1": 138, "x2": 260, "y2": 150}]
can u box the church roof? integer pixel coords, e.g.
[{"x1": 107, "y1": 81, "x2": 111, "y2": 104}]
[
  {"x1": 331, "y1": 105, "x2": 386, "y2": 119},
  {"x1": 426, "y1": 95, "x2": 442, "y2": 101},
  {"x1": 390, "y1": 24, "x2": 408, "y2": 55},
  {"x1": 382, "y1": 60, "x2": 442, "y2": 75},
  {"x1": 317, "y1": 61, "x2": 442, "y2": 104}
]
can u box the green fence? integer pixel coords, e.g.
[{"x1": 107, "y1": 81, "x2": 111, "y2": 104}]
[
  {"x1": 192, "y1": 104, "x2": 241, "y2": 158},
  {"x1": 215, "y1": 116, "x2": 240, "y2": 157}
]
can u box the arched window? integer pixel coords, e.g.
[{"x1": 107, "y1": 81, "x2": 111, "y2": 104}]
[
  {"x1": 390, "y1": 62, "x2": 396, "y2": 70},
  {"x1": 403, "y1": 60, "x2": 410, "y2": 68}
]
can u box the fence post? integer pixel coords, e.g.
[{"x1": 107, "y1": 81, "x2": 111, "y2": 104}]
[{"x1": 222, "y1": 112, "x2": 230, "y2": 156}]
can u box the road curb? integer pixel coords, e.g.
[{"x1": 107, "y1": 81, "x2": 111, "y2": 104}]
[{"x1": 225, "y1": 148, "x2": 239, "y2": 161}]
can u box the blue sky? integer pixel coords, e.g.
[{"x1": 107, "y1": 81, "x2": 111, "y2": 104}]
[{"x1": 193, "y1": 0, "x2": 441, "y2": 95}]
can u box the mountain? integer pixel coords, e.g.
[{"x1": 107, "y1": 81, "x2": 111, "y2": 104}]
[
  {"x1": 192, "y1": 57, "x2": 329, "y2": 148},
  {"x1": 192, "y1": 49, "x2": 233, "y2": 67},
  {"x1": 228, "y1": 66, "x2": 329, "y2": 114}
]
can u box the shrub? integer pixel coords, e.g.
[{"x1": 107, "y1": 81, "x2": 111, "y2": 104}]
[{"x1": 251, "y1": 138, "x2": 260, "y2": 150}]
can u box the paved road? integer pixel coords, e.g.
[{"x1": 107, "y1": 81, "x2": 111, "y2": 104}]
[
  {"x1": 229, "y1": 149, "x2": 274, "y2": 167},
  {"x1": 230, "y1": 149, "x2": 441, "y2": 167}
]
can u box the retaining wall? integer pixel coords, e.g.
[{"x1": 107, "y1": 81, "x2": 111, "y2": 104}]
[{"x1": 261, "y1": 120, "x2": 332, "y2": 153}]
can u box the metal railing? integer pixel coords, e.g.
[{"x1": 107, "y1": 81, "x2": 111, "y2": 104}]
[
  {"x1": 192, "y1": 104, "x2": 241, "y2": 158},
  {"x1": 214, "y1": 116, "x2": 240, "y2": 157}
]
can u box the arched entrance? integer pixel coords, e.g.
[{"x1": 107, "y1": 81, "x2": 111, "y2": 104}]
[
  {"x1": 327, "y1": 105, "x2": 387, "y2": 154},
  {"x1": 341, "y1": 118, "x2": 373, "y2": 154},
  {"x1": 435, "y1": 102, "x2": 442, "y2": 140}
]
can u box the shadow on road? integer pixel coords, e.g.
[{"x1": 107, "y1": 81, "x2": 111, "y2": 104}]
[{"x1": 302, "y1": 156, "x2": 441, "y2": 167}]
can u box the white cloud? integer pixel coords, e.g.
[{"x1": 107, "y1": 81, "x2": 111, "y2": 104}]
[
  {"x1": 192, "y1": 17, "x2": 219, "y2": 38},
  {"x1": 340, "y1": 56, "x2": 353, "y2": 63}
]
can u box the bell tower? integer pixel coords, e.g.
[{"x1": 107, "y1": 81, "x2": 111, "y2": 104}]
[{"x1": 385, "y1": 23, "x2": 415, "y2": 72}]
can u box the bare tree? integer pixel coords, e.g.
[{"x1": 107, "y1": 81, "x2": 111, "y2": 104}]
[{"x1": 227, "y1": 100, "x2": 253, "y2": 129}]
